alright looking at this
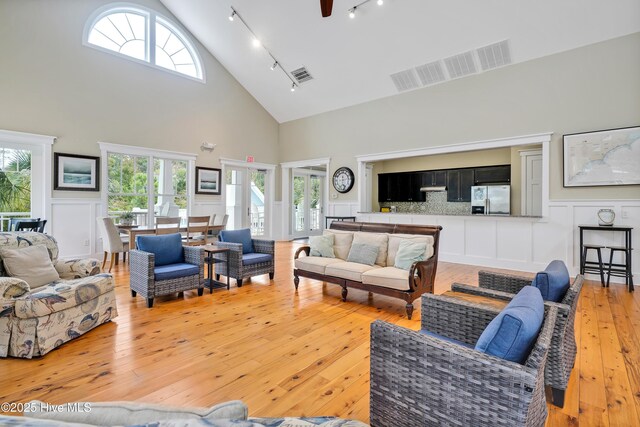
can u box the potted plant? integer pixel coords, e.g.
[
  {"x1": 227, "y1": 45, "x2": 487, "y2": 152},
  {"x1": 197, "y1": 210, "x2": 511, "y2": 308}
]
[{"x1": 119, "y1": 211, "x2": 135, "y2": 226}]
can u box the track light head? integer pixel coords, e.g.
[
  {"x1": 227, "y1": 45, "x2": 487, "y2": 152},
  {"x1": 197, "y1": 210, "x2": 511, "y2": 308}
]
[
  {"x1": 291, "y1": 83, "x2": 296, "y2": 92},
  {"x1": 270, "y1": 61, "x2": 278, "y2": 71},
  {"x1": 228, "y1": 11, "x2": 236, "y2": 21},
  {"x1": 349, "y1": 7, "x2": 356, "y2": 18},
  {"x1": 252, "y1": 37, "x2": 261, "y2": 48}
]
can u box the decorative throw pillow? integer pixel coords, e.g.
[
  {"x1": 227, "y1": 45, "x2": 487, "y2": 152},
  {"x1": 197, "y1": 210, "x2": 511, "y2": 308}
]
[
  {"x1": 394, "y1": 240, "x2": 427, "y2": 270},
  {"x1": 346, "y1": 243, "x2": 379, "y2": 266},
  {"x1": 310, "y1": 235, "x2": 335, "y2": 258},
  {"x1": 0, "y1": 245, "x2": 60, "y2": 289},
  {"x1": 531, "y1": 260, "x2": 570, "y2": 302}
]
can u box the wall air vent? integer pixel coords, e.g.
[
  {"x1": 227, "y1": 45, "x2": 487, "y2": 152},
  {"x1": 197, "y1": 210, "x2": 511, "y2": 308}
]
[
  {"x1": 390, "y1": 69, "x2": 420, "y2": 92},
  {"x1": 291, "y1": 66, "x2": 313, "y2": 84},
  {"x1": 415, "y1": 61, "x2": 446, "y2": 86},
  {"x1": 476, "y1": 40, "x2": 512, "y2": 71},
  {"x1": 443, "y1": 51, "x2": 477, "y2": 79}
]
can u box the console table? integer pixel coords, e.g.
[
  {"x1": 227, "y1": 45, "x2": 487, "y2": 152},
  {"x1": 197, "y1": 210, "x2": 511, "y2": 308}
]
[{"x1": 579, "y1": 225, "x2": 634, "y2": 292}]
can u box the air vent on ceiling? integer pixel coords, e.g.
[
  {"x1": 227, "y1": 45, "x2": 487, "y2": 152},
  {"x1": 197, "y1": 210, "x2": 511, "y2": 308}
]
[
  {"x1": 415, "y1": 61, "x2": 446, "y2": 86},
  {"x1": 291, "y1": 66, "x2": 313, "y2": 84},
  {"x1": 477, "y1": 40, "x2": 511, "y2": 71},
  {"x1": 444, "y1": 51, "x2": 477, "y2": 79},
  {"x1": 390, "y1": 69, "x2": 420, "y2": 92}
]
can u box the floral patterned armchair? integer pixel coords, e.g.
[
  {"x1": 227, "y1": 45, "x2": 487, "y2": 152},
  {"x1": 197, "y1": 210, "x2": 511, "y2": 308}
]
[{"x1": 0, "y1": 232, "x2": 118, "y2": 358}]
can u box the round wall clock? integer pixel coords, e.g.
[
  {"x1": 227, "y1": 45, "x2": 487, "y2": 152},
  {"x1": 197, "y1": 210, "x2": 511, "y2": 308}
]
[{"x1": 332, "y1": 167, "x2": 355, "y2": 193}]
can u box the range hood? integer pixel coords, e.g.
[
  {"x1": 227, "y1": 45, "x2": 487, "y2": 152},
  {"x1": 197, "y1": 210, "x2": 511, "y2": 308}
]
[{"x1": 420, "y1": 186, "x2": 447, "y2": 192}]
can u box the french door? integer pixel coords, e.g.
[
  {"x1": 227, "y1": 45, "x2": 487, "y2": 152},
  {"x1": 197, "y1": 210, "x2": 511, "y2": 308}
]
[
  {"x1": 292, "y1": 170, "x2": 324, "y2": 238},
  {"x1": 225, "y1": 167, "x2": 268, "y2": 237}
]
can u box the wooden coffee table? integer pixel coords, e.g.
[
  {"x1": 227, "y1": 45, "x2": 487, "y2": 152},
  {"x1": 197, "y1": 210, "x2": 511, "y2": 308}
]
[{"x1": 202, "y1": 245, "x2": 230, "y2": 292}]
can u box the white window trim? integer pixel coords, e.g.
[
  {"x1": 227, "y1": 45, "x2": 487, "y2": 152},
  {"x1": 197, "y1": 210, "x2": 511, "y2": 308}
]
[
  {"x1": 83, "y1": 2, "x2": 205, "y2": 83},
  {"x1": 98, "y1": 141, "x2": 197, "y2": 222},
  {"x1": 0, "y1": 129, "x2": 55, "y2": 223}
]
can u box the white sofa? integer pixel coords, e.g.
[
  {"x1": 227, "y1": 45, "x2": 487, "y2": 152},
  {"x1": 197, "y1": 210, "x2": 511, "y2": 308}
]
[{"x1": 293, "y1": 222, "x2": 442, "y2": 319}]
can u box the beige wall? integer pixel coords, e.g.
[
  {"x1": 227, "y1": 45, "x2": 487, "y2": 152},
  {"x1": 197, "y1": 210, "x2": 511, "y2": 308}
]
[
  {"x1": 279, "y1": 32, "x2": 640, "y2": 203},
  {"x1": 0, "y1": 0, "x2": 279, "y2": 201}
]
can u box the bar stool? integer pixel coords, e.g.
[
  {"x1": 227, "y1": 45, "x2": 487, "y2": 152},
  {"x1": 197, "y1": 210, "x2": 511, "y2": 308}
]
[
  {"x1": 581, "y1": 244, "x2": 606, "y2": 286},
  {"x1": 607, "y1": 245, "x2": 634, "y2": 288}
]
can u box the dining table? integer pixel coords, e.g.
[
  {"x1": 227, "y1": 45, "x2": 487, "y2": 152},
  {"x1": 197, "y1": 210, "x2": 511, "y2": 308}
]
[{"x1": 121, "y1": 224, "x2": 225, "y2": 250}]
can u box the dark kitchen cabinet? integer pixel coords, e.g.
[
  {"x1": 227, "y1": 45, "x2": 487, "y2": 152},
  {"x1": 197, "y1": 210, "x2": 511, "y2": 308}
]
[
  {"x1": 421, "y1": 170, "x2": 447, "y2": 187},
  {"x1": 378, "y1": 173, "x2": 424, "y2": 202},
  {"x1": 447, "y1": 169, "x2": 474, "y2": 202},
  {"x1": 474, "y1": 165, "x2": 511, "y2": 184},
  {"x1": 378, "y1": 174, "x2": 392, "y2": 202}
]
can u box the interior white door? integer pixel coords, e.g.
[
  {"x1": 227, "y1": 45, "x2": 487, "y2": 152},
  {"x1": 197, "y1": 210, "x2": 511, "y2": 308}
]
[{"x1": 522, "y1": 151, "x2": 543, "y2": 216}]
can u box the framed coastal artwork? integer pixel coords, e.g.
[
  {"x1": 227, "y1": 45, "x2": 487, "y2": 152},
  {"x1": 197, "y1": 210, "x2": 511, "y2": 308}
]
[
  {"x1": 563, "y1": 126, "x2": 640, "y2": 187},
  {"x1": 53, "y1": 153, "x2": 100, "y2": 191},
  {"x1": 195, "y1": 167, "x2": 222, "y2": 195}
]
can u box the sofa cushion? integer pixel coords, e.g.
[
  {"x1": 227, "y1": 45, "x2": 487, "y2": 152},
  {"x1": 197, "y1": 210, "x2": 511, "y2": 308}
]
[
  {"x1": 154, "y1": 263, "x2": 200, "y2": 281},
  {"x1": 323, "y1": 229, "x2": 354, "y2": 260},
  {"x1": 474, "y1": 286, "x2": 544, "y2": 364},
  {"x1": 531, "y1": 260, "x2": 570, "y2": 302},
  {"x1": 325, "y1": 261, "x2": 380, "y2": 282},
  {"x1": 361, "y1": 267, "x2": 411, "y2": 291},
  {"x1": 393, "y1": 240, "x2": 427, "y2": 270},
  {"x1": 14, "y1": 273, "x2": 115, "y2": 318},
  {"x1": 346, "y1": 243, "x2": 379, "y2": 266},
  {"x1": 136, "y1": 233, "x2": 184, "y2": 266},
  {"x1": 25, "y1": 399, "x2": 248, "y2": 425},
  {"x1": 295, "y1": 256, "x2": 343, "y2": 275},
  {"x1": 0, "y1": 245, "x2": 60, "y2": 290},
  {"x1": 387, "y1": 234, "x2": 434, "y2": 267},
  {"x1": 242, "y1": 253, "x2": 273, "y2": 266},
  {"x1": 352, "y1": 232, "x2": 388, "y2": 266},
  {"x1": 219, "y1": 228, "x2": 253, "y2": 254},
  {"x1": 309, "y1": 234, "x2": 335, "y2": 258}
]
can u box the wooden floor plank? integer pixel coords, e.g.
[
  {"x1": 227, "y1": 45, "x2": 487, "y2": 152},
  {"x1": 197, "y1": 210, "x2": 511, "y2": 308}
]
[{"x1": 0, "y1": 241, "x2": 639, "y2": 426}]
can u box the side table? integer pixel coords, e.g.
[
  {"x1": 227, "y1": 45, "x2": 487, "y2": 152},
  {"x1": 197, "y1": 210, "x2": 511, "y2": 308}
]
[{"x1": 202, "y1": 244, "x2": 230, "y2": 292}]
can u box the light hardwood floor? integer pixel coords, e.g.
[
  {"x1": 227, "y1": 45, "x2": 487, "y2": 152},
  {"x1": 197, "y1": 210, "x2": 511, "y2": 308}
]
[{"x1": 1, "y1": 241, "x2": 639, "y2": 426}]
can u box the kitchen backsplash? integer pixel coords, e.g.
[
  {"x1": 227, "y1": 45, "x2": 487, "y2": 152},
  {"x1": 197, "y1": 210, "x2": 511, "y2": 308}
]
[{"x1": 380, "y1": 192, "x2": 471, "y2": 215}]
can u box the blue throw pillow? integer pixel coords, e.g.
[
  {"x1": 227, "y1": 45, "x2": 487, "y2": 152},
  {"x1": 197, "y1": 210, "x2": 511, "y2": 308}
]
[
  {"x1": 531, "y1": 260, "x2": 570, "y2": 302},
  {"x1": 474, "y1": 286, "x2": 544, "y2": 364},
  {"x1": 219, "y1": 228, "x2": 253, "y2": 254},
  {"x1": 136, "y1": 233, "x2": 184, "y2": 267}
]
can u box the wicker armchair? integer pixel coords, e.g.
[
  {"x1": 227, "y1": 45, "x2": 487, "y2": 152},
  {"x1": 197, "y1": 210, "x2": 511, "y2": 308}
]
[
  {"x1": 370, "y1": 293, "x2": 557, "y2": 427},
  {"x1": 129, "y1": 234, "x2": 204, "y2": 308},
  {"x1": 215, "y1": 229, "x2": 274, "y2": 287},
  {"x1": 450, "y1": 270, "x2": 584, "y2": 408}
]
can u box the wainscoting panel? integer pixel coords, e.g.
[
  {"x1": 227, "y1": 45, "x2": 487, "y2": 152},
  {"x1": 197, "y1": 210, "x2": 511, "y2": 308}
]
[
  {"x1": 496, "y1": 220, "x2": 531, "y2": 263},
  {"x1": 464, "y1": 219, "x2": 497, "y2": 259},
  {"x1": 50, "y1": 199, "x2": 102, "y2": 259}
]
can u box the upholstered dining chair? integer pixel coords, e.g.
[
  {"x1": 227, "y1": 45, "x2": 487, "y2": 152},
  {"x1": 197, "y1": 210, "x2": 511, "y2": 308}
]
[
  {"x1": 96, "y1": 216, "x2": 129, "y2": 272},
  {"x1": 155, "y1": 216, "x2": 181, "y2": 235},
  {"x1": 209, "y1": 214, "x2": 228, "y2": 239},
  {"x1": 183, "y1": 215, "x2": 211, "y2": 245}
]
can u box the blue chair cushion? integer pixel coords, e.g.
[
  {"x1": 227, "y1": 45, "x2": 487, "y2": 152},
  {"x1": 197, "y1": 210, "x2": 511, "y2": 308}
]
[
  {"x1": 242, "y1": 253, "x2": 273, "y2": 266},
  {"x1": 475, "y1": 286, "x2": 544, "y2": 364},
  {"x1": 154, "y1": 263, "x2": 200, "y2": 281},
  {"x1": 136, "y1": 233, "x2": 184, "y2": 266},
  {"x1": 531, "y1": 260, "x2": 570, "y2": 302},
  {"x1": 419, "y1": 329, "x2": 473, "y2": 349},
  {"x1": 220, "y1": 228, "x2": 253, "y2": 254}
]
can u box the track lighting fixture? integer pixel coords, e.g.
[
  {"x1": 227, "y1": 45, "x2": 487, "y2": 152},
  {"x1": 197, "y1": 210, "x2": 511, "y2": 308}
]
[
  {"x1": 349, "y1": 7, "x2": 356, "y2": 18},
  {"x1": 377, "y1": 0, "x2": 383, "y2": 5},
  {"x1": 348, "y1": 0, "x2": 384, "y2": 19},
  {"x1": 228, "y1": 7, "x2": 299, "y2": 93}
]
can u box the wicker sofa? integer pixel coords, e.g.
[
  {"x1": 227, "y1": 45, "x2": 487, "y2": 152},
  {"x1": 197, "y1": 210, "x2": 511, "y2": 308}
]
[
  {"x1": 293, "y1": 222, "x2": 442, "y2": 319},
  {"x1": 0, "y1": 232, "x2": 117, "y2": 358},
  {"x1": 370, "y1": 292, "x2": 558, "y2": 427},
  {"x1": 450, "y1": 268, "x2": 584, "y2": 408}
]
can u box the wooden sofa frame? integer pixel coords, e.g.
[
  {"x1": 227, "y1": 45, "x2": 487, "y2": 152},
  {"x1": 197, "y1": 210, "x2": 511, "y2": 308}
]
[{"x1": 293, "y1": 221, "x2": 442, "y2": 319}]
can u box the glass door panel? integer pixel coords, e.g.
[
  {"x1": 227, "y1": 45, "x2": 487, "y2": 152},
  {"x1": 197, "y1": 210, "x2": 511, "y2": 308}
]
[
  {"x1": 310, "y1": 175, "x2": 322, "y2": 232},
  {"x1": 154, "y1": 158, "x2": 187, "y2": 224},
  {"x1": 225, "y1": 167, "x2": 269, "y2": 237},
  {"x1": 249, "y1": 169, "x2": 266, "y2": 237}
]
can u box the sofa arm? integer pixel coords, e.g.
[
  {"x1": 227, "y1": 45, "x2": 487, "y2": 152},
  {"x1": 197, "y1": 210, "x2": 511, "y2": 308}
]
[
  {"x1": 420, "y1": 293, "x2": 501, "y2": 346},
  {"x1": 183, "y1": 246, "x2": 205, "y2": 267},
  {"x1": 478, "y1": 270, "x2": 533, "y2": 294},
  {"x1": 130, "y1": 250, "x2": 155, "y2": 294},
  {"x1": 370, "y1": 320, "x2": 542, "y2": 427},
  {"x1": 252, "y1": 239, "x2": 275, "y2": 256},
  {"x1": 294, "y1": 245, "x2": 310, "y2": 259},
  {"x1": 0, "y1": 277, "x2": 30, "y2": 300},
  {"x1": 55, "y1": 258, "x2": 101, "y2": 279}
]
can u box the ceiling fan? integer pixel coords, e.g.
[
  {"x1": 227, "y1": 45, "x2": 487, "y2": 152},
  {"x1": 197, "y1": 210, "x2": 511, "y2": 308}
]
[{"x1": 320, "y1": 0, "x2": 334, "y2": 17}]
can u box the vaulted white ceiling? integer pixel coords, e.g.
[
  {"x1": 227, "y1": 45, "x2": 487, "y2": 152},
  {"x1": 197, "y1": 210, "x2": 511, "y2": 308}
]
[{"x1": 159, "y1": 0, "x2": 640, "y2": 123}]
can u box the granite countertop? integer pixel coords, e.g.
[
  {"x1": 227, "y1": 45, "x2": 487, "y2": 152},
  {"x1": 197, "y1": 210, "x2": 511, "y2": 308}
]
[{"x1": 358, "y1": 212, "x2": 543, "y2": 219}]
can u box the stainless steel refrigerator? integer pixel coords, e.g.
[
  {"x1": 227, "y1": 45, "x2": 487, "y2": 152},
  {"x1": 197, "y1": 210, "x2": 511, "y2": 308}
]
[{"x1": 471, "y1": 185, "x2": 511, "y2": 215}]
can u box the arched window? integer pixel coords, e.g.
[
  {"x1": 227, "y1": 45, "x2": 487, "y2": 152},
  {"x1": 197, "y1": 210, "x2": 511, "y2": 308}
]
[{"x1": 84, "y1": 4, "x2": 204, "y2": 81}]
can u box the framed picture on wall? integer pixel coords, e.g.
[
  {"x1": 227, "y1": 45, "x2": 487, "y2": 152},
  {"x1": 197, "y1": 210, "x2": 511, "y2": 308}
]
[
  {"x1": 53, "y1": 153, "x2": 100, "y2": 191},
  {"x1": 195, "y1": 167, "x2": 222, "y2": 195},
  {"x1": 563, "y1": 125, "x2": 640, "y2": 187}
]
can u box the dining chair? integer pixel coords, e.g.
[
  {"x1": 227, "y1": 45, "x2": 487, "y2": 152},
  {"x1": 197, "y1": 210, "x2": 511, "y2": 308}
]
[
  {"x1": 8, "y1": 217, "x2": 40, "y2": 231},
  {"x1": 209, "y1": 214, "x2": 229, "y2": 239},
  {"x1": 96, "y1": 216, "x2": 130, "y2": 272},
  {"x1": 183, "y1": 215, "x2": 211, "y2": 245},
  {"x1": 155, "y1": 216, "x2": 181, "y2": 235},
  {"x1": 14, "y1": 219, "x2": 47, "y2": 233}
]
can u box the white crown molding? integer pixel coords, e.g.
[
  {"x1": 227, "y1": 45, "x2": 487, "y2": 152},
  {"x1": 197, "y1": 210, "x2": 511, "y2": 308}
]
[
  {"x1": 280, "y1": 157, "x2": 331, "y2": 169},
  {"x1": 0, "y1": 129, "x2": 56, "y2": 146},
  {"x1": 97, "y1": 141, "x2": 197, "y2": 161}
]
